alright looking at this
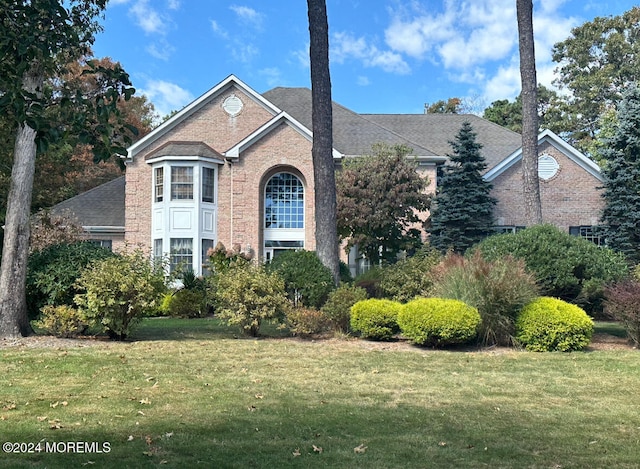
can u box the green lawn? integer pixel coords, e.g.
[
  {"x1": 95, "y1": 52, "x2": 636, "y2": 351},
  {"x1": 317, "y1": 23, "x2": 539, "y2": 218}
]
[{"x1": 0, "y1": 319, "x2": 638, "y2": 468}]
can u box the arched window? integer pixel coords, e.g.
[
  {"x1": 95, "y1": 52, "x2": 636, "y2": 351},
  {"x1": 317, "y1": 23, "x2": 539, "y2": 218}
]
[
  {"x1": 264, "y1": 172, "x2": 304, "y2": 229},
  {"x1": 263, "y1": 172, "x2": 305, "y2": 261}
]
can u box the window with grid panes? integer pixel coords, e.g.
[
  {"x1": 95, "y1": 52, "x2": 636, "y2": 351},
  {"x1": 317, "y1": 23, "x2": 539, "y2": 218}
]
[
  {"x1": 171, "y1": 166, "x2": 193, "y2": 200},
  {"x1": 154, "y1": 167, "x2": 164, "y2": 202},
  {"x1": 265, "y1": 172, "x2": 304, "y2": 229},
  {"x1": 202, "y1": 167, "x2": 215, "y2": 203}
]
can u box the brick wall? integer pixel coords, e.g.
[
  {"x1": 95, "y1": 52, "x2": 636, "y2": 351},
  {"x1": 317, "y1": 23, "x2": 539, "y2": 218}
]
[{"x1": 491, "y1": 141, "x2": 603, "y2": 232}]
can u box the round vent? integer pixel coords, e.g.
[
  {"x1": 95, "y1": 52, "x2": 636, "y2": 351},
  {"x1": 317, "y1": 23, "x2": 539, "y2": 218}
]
[
  {"x1": 538, "y1": 154, "x2": 559, "y2": 180},
  {"x1": 222, "y1": 94, "x2": 243, "y2": 116}
]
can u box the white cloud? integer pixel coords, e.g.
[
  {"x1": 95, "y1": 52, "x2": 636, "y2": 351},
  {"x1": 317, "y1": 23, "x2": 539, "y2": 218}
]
[
  {"x1": 139, "y1": 80, "x2": 194, "y2": 120},
  {"x1": 357, "y1": 76, "x2": 371, "y2": 86},
  {"x1": 260, "y1": 68, "x2": 283, "y2": 87},
  {"x1": 146, "y1": 39, "x2": 175, "y2": 61},
  {"x1": 210, "y1": 20, "x2": 229, "y2": 39},
  {"x1": 229, "y1": 5, "x2": 264, "y2": 29},
  {"x1": 231, "y1": 43, "x2": 259, "y2": 64},
  {"x1": 129, "y1": 0, "x2": 165, "y2": 34},
  {"x1": 331, "y1": 31, "x2": 410, "y2": 75},
  {"x1": 167, "y1": 0, "x2": 180, "y2": 10}
]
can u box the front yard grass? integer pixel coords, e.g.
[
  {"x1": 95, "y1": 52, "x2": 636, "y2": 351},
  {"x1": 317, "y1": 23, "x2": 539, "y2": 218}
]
[{"x1": 0, "y1": 318, "x2": 638, "y2": 468}]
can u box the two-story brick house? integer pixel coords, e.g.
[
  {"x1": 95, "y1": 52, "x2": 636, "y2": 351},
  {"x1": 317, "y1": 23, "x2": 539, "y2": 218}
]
[{"x1": 52, "y1": 74, "x2": 605, "y2": 274}]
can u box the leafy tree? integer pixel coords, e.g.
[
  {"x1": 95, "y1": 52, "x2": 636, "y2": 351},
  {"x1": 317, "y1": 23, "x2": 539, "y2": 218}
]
[
  {"x1": 0, "y1": 1, "x2": 136, "y2": 337},
  {"x1": 482, "y1": 85, "x2": 567, "y2": 135},
  {"x1": 336, "y1": 143, "x2": 430, "y2": 265},
  {"x1": 307, "y1": 0, "x2": 340, "y2": 285},
  {"x1": 600, "y1": 86, "x2": 640, "y2": 264},
  {"x1": 428, "y1": 122, "x2": 496, "y2": 253},
  {"x1": 517, "y1": 0, "x2": 542, "y2": 225},
  {"x1": 425, "y1": 98, "x2": 462, "y2": 114},
  {"x1": 552, "y1": 7, "x2": 640, "y2": 154}
]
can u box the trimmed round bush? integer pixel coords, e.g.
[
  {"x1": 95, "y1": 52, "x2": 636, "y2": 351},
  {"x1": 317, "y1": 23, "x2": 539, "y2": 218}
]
[
  {"x1": 516, "y1": 297, "x2": 594, "y2": 352},
  {"x1": 350, "y1": 299, "x2": 402, "y2": 340},
  {"x1": 398, "y1": 298, "x2": 480, "y2": 347}
]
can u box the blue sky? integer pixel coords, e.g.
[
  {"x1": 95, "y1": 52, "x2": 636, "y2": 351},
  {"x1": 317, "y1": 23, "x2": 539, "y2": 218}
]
[{"x1": 92, "y1": 0, "x2": 638, "y2": 120}]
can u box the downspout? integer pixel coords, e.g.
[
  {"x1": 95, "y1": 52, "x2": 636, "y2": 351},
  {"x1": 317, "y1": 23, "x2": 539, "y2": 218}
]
[{"x1": 226, "y1": 157, "x2": 233, "y2": 245}]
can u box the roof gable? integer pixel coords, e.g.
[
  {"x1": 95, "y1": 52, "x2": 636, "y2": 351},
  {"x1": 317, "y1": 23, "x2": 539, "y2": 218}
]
[
  {"x1": 483, "y1": 129, "x2": 602, "y2": 182},
  {"x1": 126, "y1": 75, "x2": 281, "y2": 161}
]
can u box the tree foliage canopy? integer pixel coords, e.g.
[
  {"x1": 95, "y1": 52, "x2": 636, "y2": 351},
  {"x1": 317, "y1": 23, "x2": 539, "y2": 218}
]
[
  {"x1": 336, "y1": 143, "x2": 430, "y2": 265},
  {"x1": 600, "y1": 85, "x2": 640, "y2": 265},
  {"x1": 428, "y1": 122, "x2": 496, "y2": 254}
]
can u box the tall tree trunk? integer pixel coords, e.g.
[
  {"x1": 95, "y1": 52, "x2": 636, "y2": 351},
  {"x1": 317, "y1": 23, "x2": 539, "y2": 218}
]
[
  {"x1": 517, "y1": 0, "x2": 542, "y2": 225},
  {"x1": 307, "y1": 0, "x2": 340, "y2": 285},
  {"x1": 0, "y1": 69, "x2": 43, "y2": 338}
]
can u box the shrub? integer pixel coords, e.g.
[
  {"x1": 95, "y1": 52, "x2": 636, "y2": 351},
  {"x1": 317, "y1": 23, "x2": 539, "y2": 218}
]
[
  {"x1": 475, "y1": 224, "x2": 628, "y2": 316},
  {"x1": 378, "y1": 245, "x2": 442, "y2": 302},
  {"x1": 431, "y1": 252, "x2": 539, "y2": 346},
  {"x1": 604, "y1": 280, "x2": 640, "y2": 347},
  {"x1": 74, "y1": 250, "x2": 167, "y2": 340},
  {"x1": 26, "y1": 241, "x2": 114, "y2": 319},
  {"x1": 350, "y1": 299, "x2": 402, "y2": 340},
  {"x1": 516, "y1": 297, "x2": 594, "y2": 352},
  {"x1": 398, "y1": 298, "x2": 480, "y2": 347},
  {"x1": 285, "y1": 308, "x2": 332, "y2": 337},
  {"x1": 353, "y1": 267, "x2": 384, "y2": 298},
  {"x1": 267, "y1": 250, "x2": 334, "y2": 308},
  {"x1": 167, "y1": 289, "x2": 209, "y2": 318},
  {"x1": 214, "y1": 263, "x2": 289, "y2": 336},
  {"x1": 207, "y1": 242, "x2": 251, "y2": 274},
  {"x1": 34, "y1": 305, "x2": 88, "y2": 338},
  {"x1": 321, "y1": 284, "x2": 368, "y2": 333}
]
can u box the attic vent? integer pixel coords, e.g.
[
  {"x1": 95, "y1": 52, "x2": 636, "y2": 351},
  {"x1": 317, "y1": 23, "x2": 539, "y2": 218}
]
[
  {"x1": 538, "y1": 154, "x2": 559, "y2": 180},
  {"x1": 223, "y1": 94, "x2": 243, "y2": 116}
]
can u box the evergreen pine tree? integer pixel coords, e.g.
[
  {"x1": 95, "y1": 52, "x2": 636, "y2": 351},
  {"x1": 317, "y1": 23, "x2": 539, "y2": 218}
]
[
  {"x1": 428, "y1": 122, "x2": 496, "y2": 253},
  {"x1": 600, "y1": 86, "x2": 640, "y2": 264}
]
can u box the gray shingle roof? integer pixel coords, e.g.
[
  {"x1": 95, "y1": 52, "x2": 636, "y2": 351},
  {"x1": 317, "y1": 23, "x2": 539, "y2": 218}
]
[
  {"x1": 51, "y1": 176, "x2": 125, "y2": 228},
  {"x1": 145, "y1": 141, "x2": 223, "y2": 160},
  {"x1": 263, "y1": 87, "x2": 436, "y2": 157}
]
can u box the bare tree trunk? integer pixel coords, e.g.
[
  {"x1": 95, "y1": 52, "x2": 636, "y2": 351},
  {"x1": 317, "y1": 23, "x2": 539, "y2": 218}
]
[
  {"x1": 0, "y1": 70, "x2": 43, "y2": 338},
  {"x1": 517, "y1": 0, "x2": 542, "y2": 225},
  {"x1": 307, "y1": 0, "x2": 340, "y2": 285}
]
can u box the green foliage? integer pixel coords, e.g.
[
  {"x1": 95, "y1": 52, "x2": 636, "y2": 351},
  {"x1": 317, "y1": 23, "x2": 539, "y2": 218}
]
[
  {"x1": 26, "y1": 241, "x2": 114, "y2": 319},
  {"x1": 475, "y1": 224, "x2": 628, "y2": 315},
  {"x1": 284, "y1": 308, "x2": 332, "y2": 337},
  {"x1": 267, "y1": 250, "x2": 334, "y2": 308},
  {"x1": 336, "y1": 143, "x2": 430, "y2": 264},
  {"x1": 353, "y1": 266, "x2": 384, "y2": 298},
  {"x1": 34, "y1": 305, "x2": 88, "y2": 338},
  {"x1": 431, "y1": 252, "x2": 539, "y2": 346},
  {"x1": 600, "y1": 85, "x2": 640, "y2": 264},
  {"x1": 604, "y1": 280, "x2": 640, "y2": 347},
  {"x1": 166, "y1": 289, "x2": 208, "y2": 319},
  {"x1": 74, "y1": 250, "x2": 167, "y2": 340},
  {"x1": 516, "y1": 297, "x2": 594, "y2": 352},
  {"x1": 214, "y1": 263, "x2": 289, "y2": 337},
  {"x1": 425, "y1": 97, "x2": 463, "y2": 114},
  {"x1": 350, "y1": 299, "x2": 402, "y2": 340},
  {"x1": 321, "y1": 284, "x2": 368, "y2": 333},
  {"x1": 398, "y1": 298, "x2": 480, "y2": 347},
  {"x1": 207, "y1": 242, "x2": 251, "y2": 275},
  {"x1": 378, "y1": 245, "x2": 442, "y2": 302},
  {"x1": 552, "y1": 7, "x2": 640, "y2": 154},
  {"x1": 428, "y1": 122, "x2": 496, "y2": 253}
]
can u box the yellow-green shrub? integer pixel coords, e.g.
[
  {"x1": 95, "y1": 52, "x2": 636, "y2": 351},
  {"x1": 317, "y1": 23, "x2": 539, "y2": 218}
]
[
  {"x1": 35, "y1": 305, "x2": 88, "y2": 338},
  {"x1": 285, "y1": 308, "x2": 331, "y2": 337},
  {"x1": 516, "y1": 297, "x2": 594, "y2": 352},
  {"x1": 398, "y1": 298, "x2": 480, "y2": 346},
  {"x1": 350, "y1": 299, "x2": 402, "y2": 340}
]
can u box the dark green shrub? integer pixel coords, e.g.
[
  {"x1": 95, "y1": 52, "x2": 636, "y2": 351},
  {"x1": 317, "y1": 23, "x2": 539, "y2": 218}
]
[
  {"x1": 475, "y1": 225, "x2": 628, "y2": 315},
  {"x1": 354, "y1": 266, "x2": 384, "y2": 298},
  {"x1": 398, "y1": 298, "x2": 480, "y2": 346},
  {"x1": 34, "y1": 305, "x2": 88, "y2": 338},
  {"x1": 350, "y1": 299, "x2": 402, "y2": 340},
  {"x1": 285, "y1": 308, "x2": 332, "y2": 337},
  {"x1": 431, "y1": 252, "x2": 539, "y2": 346},
  {"x1": 339, "y1": 261, "x2": 353, "y2": 284},
  {"x1": 321, "y1": 284, "x2": 368, "y2": 333},
  {"x1": 167, "y1": 289, "x2": 208, "y2": 318},
  {"x1": 74, "y1": 250, "x2": 167, "y2": 340},
  {"x1": 604, "y1": 280, "x2": 640, "y2": 347},
  {"x1": 378, "y1": 245, "x2": 442, "y2": 301},
  {"x1": 26, "y1": 241, "x2": 114, "y2": 319},
  {"x1": 267, "y1": 250, "x2": 334, "y2": 308},
  {"x1": 215, "y1": 262, "x2": 289, "y2": 336},
  {"x1": 515, "y1": 297, "x2": 594, "y2": 352}
]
